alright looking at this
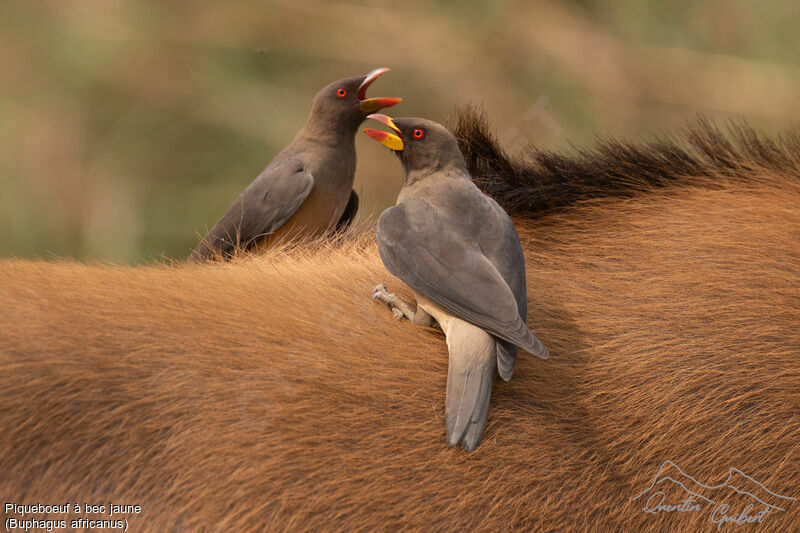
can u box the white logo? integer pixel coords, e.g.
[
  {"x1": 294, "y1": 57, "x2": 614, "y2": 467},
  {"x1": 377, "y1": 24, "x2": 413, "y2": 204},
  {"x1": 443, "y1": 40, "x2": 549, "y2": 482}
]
[{"x1": 632, "y1": 460, "x2": 795, "y2": 530}]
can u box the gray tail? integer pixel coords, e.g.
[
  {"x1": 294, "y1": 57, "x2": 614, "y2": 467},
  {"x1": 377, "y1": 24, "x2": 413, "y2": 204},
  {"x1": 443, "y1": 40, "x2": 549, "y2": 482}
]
[
  {"x1": 445, "y1": 321, "x2": 497, "y2": 452},
  {"x1": 496, "y1": 340, "x2": 517, "y2": 381}
]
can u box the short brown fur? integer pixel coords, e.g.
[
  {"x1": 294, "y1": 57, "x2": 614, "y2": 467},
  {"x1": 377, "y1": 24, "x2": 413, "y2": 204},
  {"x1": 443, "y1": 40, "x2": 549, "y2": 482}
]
[{"x1": 1, "y1": 116, "x2": 799, "y2": 531}]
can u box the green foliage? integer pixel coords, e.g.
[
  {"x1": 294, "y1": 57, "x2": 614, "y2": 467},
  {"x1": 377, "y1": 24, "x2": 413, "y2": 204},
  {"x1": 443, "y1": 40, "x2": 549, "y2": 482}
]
[{"x1": 1, "y1": 1, "x2": 797, "y2": 262}]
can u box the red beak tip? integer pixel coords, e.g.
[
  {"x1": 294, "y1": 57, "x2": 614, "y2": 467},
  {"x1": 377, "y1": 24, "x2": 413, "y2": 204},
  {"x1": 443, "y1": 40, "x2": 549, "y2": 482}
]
[{"x1": 363, "y1": 128, "x2": 385, "y2": 139}]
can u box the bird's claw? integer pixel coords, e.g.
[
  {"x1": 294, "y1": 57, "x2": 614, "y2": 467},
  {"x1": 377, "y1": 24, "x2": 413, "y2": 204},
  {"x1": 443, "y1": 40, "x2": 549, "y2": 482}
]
[
  {"x1": 372, "y1": 283, "x2": 407, "y2": 320},
  {"x1": 372, "y1": 283, "x2": 387, "y2": 297},
  {"x1": 372, "y1": 283, "x2": 394, "y2": 306}
]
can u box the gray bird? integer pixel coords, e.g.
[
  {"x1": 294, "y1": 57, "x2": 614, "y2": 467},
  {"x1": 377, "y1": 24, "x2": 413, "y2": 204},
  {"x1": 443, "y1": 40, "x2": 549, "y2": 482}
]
[
  {"x1": 364, "y1": 114, "x2": 549, "y2": 452},
  {"x1": 191, "y1": 68, "x2": 401, "y2": 260}
]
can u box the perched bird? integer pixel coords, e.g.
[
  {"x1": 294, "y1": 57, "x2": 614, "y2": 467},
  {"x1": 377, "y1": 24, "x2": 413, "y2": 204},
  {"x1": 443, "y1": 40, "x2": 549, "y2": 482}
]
[
  {"x1": 191, "y1": 68, "x2": 401, "y2": 260},
  {"x1": 364, "y1": 114, "x2": 549, "y2": 452}
]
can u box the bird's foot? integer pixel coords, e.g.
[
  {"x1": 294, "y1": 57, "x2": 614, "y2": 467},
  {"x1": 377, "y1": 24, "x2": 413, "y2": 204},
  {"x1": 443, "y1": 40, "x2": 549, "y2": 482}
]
[{"x1": 372, "y1": 284, "x2": 414, "y2": 320}]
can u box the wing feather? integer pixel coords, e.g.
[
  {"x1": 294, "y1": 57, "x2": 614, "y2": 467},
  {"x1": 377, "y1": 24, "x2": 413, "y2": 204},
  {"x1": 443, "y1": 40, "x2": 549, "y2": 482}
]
[
  {"x1": 191, "y1": 159, "x2": 314, "y2": 260},
  {"x1": 376, "y1": 198, "x2": 547, "y2": 358}
]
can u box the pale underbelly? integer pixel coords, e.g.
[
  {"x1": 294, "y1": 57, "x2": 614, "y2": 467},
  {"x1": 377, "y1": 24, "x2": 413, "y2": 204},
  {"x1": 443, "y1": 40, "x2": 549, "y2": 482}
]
[{"x1": 413, "y1": 291, "x2": 496, "y2": 362}]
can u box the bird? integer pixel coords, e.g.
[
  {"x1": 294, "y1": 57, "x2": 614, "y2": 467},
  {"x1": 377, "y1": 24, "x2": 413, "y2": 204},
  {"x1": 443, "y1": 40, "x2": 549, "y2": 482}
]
[
  {"x1": 363, "y1": 114, "x2": 549, "y2": 452},
  {"x1": 190, "y1": 68, "x2": 401, "y2": 260}
]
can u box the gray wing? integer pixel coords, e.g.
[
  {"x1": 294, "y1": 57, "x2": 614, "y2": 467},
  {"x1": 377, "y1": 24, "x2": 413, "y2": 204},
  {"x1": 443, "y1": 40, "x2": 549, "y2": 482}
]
[
  {"x1": 191, "y1": 159, "x2": 314, "y2": 260},
  {"x1": 482, "y1": 204, "x2": 531, "y2": 378},
  {"x1": 376, "y1": 197, "x2": 547, "y2": 358}
]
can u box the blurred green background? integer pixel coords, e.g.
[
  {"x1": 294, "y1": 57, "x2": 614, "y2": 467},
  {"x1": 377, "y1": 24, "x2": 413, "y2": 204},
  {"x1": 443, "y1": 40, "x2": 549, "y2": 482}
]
[{"x1": 1, "y1": 0, "x2": 798, "y2": 262}]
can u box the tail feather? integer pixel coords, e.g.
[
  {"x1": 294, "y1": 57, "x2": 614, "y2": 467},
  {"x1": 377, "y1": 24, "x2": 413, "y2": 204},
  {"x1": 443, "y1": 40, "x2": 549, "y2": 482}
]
[
  {"x1": 445, "y1": 319, "x2": 497, "y2": 452},
  {"x1": 496, "y1": 340, "x2": 517, "y2": 381}
]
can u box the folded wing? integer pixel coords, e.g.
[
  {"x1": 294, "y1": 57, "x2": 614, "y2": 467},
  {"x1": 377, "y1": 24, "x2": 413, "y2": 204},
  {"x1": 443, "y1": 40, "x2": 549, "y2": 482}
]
[
  {"x1": 376, "y1": 198, "x2": 547, "y2": 358},
  {"x1": 191, "y1": 159, "x2": 314, "y2": 260}
]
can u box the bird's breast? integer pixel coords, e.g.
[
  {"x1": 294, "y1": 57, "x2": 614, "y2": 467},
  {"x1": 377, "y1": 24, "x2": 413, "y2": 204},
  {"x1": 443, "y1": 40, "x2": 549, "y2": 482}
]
[{"x1": 256, "y1": 154, "x2": 355, "y2": 248}]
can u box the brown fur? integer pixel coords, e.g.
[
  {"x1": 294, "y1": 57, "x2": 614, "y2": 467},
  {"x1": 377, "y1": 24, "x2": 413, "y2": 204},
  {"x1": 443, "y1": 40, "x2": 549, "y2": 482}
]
[{"x1": 1, "y1": 117, "x2": 799, "y2": 531}]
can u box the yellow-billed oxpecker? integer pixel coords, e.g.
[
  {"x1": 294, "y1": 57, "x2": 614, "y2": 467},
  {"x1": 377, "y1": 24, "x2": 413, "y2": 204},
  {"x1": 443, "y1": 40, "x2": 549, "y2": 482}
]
[
  {"x1": 191, "y1": 68, "x2": 401, "y2": 260},
  {"x1": 364, "y1": 114, "x2": 549, "y2": 452}
]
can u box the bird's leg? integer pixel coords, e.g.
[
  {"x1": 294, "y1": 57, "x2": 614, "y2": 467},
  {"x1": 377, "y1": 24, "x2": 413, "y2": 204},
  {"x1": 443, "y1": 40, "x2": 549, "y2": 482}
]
[
  {"x1": 372, "y1": 283, "x2": 415, "y2": 320},
  {"x1": 372, "y1": 284, "x2": 436, "y2": 327}
]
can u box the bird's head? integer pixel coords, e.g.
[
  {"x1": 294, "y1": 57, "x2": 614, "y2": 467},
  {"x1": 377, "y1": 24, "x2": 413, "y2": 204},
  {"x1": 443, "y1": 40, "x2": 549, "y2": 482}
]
[
  {"x1": 363, "y1": 115, "x2": 466, "y2": 174},
  {"x1": 309, "y1": 68, "x2": 401, "y2": 130}
]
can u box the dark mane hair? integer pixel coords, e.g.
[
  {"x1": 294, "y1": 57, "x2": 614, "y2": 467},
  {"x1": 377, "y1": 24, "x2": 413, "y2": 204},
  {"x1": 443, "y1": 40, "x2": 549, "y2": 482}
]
[{"x1": 451, "y1": 105, "x2": 800, "y2": 217}]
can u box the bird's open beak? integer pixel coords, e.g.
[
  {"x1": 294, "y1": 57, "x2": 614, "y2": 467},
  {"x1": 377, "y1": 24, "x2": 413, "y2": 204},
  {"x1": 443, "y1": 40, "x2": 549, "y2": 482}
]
[
  {"x1": 363, "y1": 113, "x2": 404, "y2": 150},
  {"x1": 358, "y1": 67, "x2": 402, "y2": 113}
]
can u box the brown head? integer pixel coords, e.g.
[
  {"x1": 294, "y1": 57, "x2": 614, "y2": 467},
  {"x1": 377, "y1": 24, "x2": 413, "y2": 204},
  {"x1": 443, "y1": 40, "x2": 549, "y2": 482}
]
[
  {"x1": 364, "y1": 114, "x2": 467, "y2": 176},
  {"x1": 305, "y1": 68, "x2": 402, "y2": 133}
]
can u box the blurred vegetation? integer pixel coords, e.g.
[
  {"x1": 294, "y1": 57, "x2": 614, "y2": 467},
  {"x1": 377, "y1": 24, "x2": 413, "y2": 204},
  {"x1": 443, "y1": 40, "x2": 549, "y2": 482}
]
[{"x1": 1, "y1": 0, "x2": 798, "y2": 262}]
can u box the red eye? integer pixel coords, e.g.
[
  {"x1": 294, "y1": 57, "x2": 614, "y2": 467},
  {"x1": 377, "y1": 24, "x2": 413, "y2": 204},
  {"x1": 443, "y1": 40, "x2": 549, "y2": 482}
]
[
  {"x1": 413, "y1": 128, "x2": 424, "y2": 139},
  {"x1": 336, "y1": 88, "x2": 347, "y2": 98}
]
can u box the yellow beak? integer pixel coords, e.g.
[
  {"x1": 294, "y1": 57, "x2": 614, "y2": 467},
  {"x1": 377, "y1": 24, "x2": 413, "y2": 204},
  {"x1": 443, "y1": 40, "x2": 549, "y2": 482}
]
[{"x1": 363, "y1": 113, "x2": 404, "y2": 150}]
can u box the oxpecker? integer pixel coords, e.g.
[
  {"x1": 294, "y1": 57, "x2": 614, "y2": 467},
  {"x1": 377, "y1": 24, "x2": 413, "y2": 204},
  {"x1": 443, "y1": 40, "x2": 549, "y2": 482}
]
[
  {"x1": 364, "y1": 114, "x2": 549, "y2": 452},
  {"x1": 191, "y1": 68, "x2": 401, "y2": 260}
]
